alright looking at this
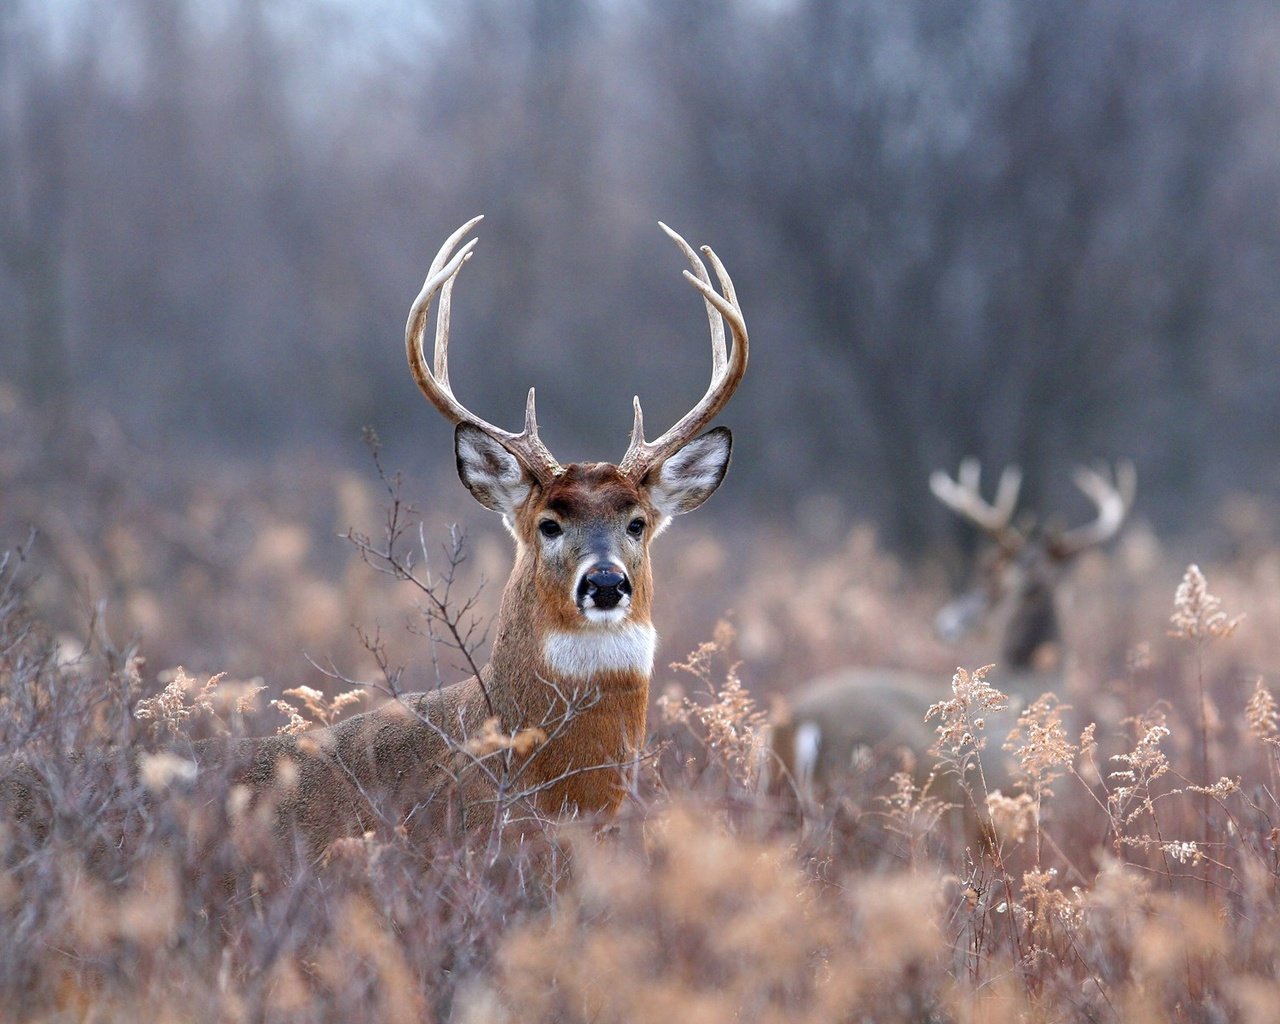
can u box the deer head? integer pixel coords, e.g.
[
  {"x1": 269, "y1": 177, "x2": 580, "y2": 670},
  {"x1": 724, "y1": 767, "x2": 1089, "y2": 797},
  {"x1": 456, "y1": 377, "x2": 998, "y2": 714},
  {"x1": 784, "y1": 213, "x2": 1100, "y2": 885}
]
[
  {"x1": 931, "y1": 458, "x2": 1136, "y2": 668},
  {"x1": 405, "y1": 217, "x2": 747, "y2": 671}
]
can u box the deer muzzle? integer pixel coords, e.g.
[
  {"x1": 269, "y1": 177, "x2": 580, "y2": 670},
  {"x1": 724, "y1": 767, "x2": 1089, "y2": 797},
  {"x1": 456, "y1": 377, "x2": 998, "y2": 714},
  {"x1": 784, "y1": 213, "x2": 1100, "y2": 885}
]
[{"x1": 578, "y1": 564, "x2": 632, "y2": 613}]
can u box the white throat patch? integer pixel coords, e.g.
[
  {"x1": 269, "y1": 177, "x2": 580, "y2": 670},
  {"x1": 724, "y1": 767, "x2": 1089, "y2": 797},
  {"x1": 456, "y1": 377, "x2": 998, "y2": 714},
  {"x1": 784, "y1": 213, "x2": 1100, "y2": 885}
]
[{"x1": 542, "y1": 623, "x2": 656, "y2": 682}]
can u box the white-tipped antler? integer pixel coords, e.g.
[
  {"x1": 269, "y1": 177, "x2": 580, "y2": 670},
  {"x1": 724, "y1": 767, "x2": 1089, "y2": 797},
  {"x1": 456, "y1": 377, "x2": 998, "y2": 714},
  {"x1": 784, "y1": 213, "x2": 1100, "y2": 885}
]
[
  {"x1": 618, "y1": 223, "x2": 748, "y2": 481},
  {"x1": 930, "y1": 458, "x2": 1024, "y2": 548},
  {"x1": 1052, "y1": 461, "x2": 1136, "y2": 557},
  {"x1": 405, "y1": 216, "x2": 562, "y2": 485}
]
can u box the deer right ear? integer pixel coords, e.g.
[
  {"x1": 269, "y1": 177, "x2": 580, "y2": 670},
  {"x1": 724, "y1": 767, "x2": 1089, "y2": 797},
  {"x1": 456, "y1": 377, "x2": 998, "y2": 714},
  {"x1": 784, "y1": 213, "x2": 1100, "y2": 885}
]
[
  {"x1": 455, "y1": 424, "x2": 534, "y2": 516},
  {"x1": 646, "y1": 426, "x2": 733, "y2": 519}
]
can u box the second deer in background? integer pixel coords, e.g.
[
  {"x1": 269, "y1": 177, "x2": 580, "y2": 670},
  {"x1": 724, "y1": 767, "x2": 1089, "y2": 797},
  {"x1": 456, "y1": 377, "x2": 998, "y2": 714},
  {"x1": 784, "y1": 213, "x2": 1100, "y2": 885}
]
[{"x1": 769, "y1": 458, "x2": 1136, "y2": 803}]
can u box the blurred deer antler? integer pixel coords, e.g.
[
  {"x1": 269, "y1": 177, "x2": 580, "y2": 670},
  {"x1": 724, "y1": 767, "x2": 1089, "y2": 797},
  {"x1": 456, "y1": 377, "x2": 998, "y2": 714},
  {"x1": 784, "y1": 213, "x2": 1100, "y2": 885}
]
[{"x1": 930, "y1": 458, "x2": 1024, "y2": 550}]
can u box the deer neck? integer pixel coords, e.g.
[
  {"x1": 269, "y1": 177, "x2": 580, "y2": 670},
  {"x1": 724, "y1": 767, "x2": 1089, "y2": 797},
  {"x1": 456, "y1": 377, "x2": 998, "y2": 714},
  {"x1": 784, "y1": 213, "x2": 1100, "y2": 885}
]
[
  {"x1": 485, "y1": 545, "x2": 655, "y2": 727},
  {"x1": 1000, "y1": 580, "x2": 1062, "y2": 673},
  {"x1": 477, "y1": 545, "x2": 655, "y2": 817}
]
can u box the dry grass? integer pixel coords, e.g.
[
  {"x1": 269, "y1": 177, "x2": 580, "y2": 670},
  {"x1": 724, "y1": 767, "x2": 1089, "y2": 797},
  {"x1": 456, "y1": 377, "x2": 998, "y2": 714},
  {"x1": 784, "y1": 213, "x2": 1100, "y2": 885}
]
[{"x1": 4, "y1": 394, "x2": 1280, "y2": 1021}]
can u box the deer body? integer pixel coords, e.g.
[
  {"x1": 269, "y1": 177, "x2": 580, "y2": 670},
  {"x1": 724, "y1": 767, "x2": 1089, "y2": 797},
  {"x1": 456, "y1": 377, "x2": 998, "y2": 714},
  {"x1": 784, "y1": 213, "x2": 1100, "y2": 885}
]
[
  {"x1": 196, "y1": 613, "x2": 652, "y2": 852},
  {"x1": 195, "y1": 629, "x2": 651, "y2": 852},
  {"x1": 190, "y1": 221, "x2": 748, "y2": 858},
  {"x1": 772, "y1": 460, "x2": 1134, "y2": 802},
  {"x1": 771, "y1": 654, "x2": 1063, "y2": 801},
  {"x1": 770, "y1": 668, "x2": 939, "y2": 792}
]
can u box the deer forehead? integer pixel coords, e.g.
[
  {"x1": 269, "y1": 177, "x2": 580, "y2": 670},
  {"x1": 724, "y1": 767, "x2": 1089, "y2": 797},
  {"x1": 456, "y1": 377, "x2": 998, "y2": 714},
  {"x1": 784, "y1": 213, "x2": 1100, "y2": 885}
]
[{"x1": 524, "y1": 463, "x2": 653, "y2": 526}]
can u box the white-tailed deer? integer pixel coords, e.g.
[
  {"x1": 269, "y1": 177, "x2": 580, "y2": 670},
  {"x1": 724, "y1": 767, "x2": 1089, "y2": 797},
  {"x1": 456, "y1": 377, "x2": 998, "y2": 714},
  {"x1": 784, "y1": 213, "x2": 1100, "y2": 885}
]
[
  {"x1": 193, "y1": 217, "x2": 748, "y2": 856},
  {"x1": 771, "y1": 459, "x2": 1135, "y2": 803}
]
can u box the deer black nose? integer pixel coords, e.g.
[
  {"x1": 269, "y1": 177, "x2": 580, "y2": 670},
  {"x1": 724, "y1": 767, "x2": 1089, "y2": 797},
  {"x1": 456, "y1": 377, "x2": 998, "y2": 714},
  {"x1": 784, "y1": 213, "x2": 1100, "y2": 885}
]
[{"x1": 579, "y1": 565, "x2": 631, "y2": 610}]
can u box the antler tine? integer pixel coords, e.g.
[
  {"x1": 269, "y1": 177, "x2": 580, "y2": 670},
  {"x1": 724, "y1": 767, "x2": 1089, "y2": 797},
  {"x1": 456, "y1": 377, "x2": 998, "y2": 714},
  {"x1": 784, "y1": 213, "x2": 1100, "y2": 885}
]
[
  {"x1": 1055, "y1": 461, "x2": 1136, "y2": 556},
  {"x1": 993, "y1": 464, "x2": 1024, "y2": 523},
  {"x1": 930, "y1": 459, "x2": 1024, "y2": 545},
  {"x1": 434, "y1": 255, "x2": 462, "y2": 388},
  {"x1": 619, "y1": 224, "x2": 748, "y2": 480},
  {"x1": 405, "y1": 217, "x2": 562, "y2": 485},
  {"x1": 957, "y1": 456, "x2": 981, "y2": 494},
  {"x1": 658, "y1": 222, "x2": 727, "y2": 375}
]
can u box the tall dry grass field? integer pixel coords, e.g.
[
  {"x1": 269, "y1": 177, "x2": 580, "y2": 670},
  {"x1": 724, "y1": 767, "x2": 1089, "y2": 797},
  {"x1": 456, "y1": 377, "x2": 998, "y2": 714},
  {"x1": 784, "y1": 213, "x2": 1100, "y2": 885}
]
[{"x1": 2, "y1": 393, "x2": 1279, "y2": 1022}]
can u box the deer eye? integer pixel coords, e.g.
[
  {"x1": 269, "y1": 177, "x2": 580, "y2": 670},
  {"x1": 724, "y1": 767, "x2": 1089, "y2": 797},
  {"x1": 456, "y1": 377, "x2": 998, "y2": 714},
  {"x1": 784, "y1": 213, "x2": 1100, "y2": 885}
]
[
  {"x1": 538, "y1": 520, "x2": 562, "y2": 539},
  {"x1": 627, "y1": 517, "x2": 646, "y2": 538}
]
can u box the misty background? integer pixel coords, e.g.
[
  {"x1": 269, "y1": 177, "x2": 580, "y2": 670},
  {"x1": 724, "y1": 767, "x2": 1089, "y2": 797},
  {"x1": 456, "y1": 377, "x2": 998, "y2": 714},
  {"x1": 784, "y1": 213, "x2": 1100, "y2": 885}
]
[{"x1": 3, "y1": 0, "x2": 1278, "y2": 555}]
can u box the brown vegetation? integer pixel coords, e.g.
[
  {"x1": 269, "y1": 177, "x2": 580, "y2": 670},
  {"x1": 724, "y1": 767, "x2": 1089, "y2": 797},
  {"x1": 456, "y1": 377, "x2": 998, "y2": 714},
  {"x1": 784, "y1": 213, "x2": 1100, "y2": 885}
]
[{"x1": 3, "y1": 399, "x2": 1280, "y2": 1020}]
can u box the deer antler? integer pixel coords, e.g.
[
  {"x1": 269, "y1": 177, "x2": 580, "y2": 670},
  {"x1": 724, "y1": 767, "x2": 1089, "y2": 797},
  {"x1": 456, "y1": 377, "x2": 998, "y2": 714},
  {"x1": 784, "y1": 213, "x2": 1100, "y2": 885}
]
[
  {"x1": 1052, "y1": 461, "x2": 1136, "y2": 558},
  {"x1": 405, "y1": 216, "x2": 562, "y2": 486},
  {"x1": 618, "y1": 223, "x2": 748, "y2": 481},
  {"x1": 930, "y1": 458, "x2": 1024, "y2": 548}
]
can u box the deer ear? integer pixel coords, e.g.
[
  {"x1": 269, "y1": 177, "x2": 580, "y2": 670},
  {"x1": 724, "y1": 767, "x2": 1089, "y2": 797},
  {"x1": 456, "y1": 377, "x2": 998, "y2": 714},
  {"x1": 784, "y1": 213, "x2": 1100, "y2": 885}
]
[
  {"x1": 646, "y1": 426, "x2": 732, "y2": 518},
  {"x1": 455, "y1": 424, "x2": 534, "y2": 516}
]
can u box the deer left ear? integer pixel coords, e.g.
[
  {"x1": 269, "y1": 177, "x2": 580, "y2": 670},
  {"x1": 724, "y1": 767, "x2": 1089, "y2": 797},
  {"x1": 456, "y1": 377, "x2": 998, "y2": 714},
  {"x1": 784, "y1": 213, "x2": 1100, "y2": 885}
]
[
  {"x1": 646, "y1": 426, "x2": 732, "y2": 518},
  {"x1": 455, "y1": 423, "x2": 534, "y2": 517}
]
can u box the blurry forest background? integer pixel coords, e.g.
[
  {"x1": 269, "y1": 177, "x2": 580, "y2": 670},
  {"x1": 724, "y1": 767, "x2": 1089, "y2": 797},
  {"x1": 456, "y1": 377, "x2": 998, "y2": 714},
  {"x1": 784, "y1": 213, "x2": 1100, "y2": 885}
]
[
  {"x1": 1, "y1": 0, "x2": 1279, "y2": 678},
  {"x1": 6, "y1": 7, "x2": 1280, "y2": 1018}
]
